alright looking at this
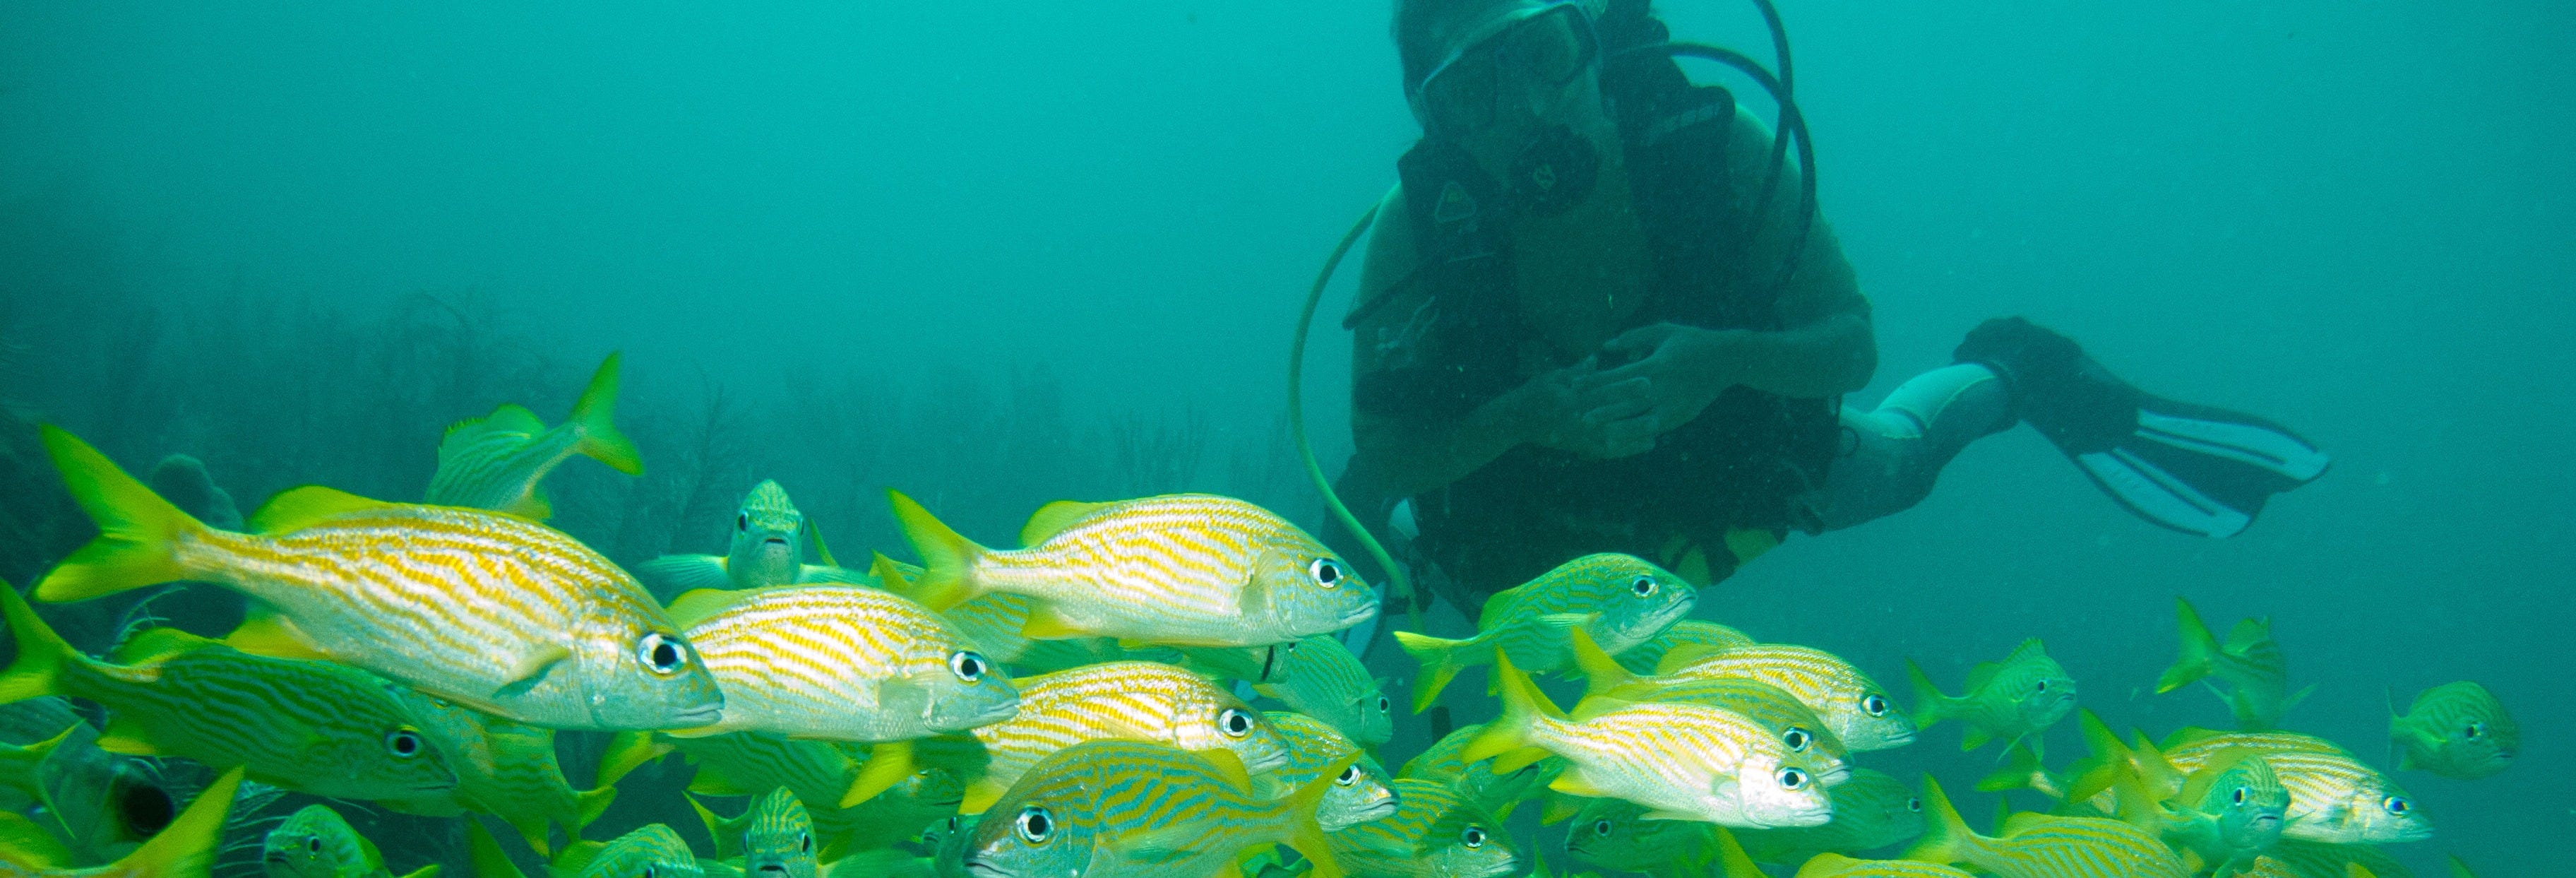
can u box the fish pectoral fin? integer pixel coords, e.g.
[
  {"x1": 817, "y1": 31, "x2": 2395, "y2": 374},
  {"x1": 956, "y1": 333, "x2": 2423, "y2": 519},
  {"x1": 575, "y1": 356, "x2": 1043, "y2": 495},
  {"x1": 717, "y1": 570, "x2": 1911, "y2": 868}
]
[
  {"x1": 664, "y1": 588, "x2": 751, "y2": 628},
  {"x1": 1546, "y1": 770, "x2": 1608, "y2": 798},
  {"x1": 635, "y1": 556, "x2": 733, "y2": 598},
  {"x1": 1638, "y1": 809, "x2": 1705, "y2": 822},
  {"x1": 503, "y1": 487, "x2": 552, "y2": 521},
  {"x1": 499, "y1": 646, "x2": 575, "y2": 699},
  {"x1": 1960, "y1": 726, "x2": 1995, "y2": 751},
  {"x1": 222, "y1": 609, "x2": 329, "y2": 661},
  {"x1": 1111, "y1": 823, "x2": 1220, "y2": 865},
  {"x1": 839, "y1": 741, "x2": 915, "y2": 808},
  {"x1": 246, "y1": 485, "x2": 399, "y2": 533},
  {"x1": 1018, "y1": 500, "x2": 1114, "y2": 547},
  {"x1": 94, "y1": 716, "x2": 161, "y2": 757},
  {"x1": 1018, "y1": 603, "x2": 1087, "y2": 640},
  {"x1": 958, "y1": 779, "x2": 1006, "y2": 817}
]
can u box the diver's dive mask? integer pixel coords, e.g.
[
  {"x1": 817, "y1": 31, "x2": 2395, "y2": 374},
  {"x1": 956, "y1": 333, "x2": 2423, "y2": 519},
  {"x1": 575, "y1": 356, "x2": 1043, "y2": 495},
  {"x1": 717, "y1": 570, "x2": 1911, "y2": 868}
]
[{"x1": 1406, "y1": 1, "x2": 1602, "y2": 138}]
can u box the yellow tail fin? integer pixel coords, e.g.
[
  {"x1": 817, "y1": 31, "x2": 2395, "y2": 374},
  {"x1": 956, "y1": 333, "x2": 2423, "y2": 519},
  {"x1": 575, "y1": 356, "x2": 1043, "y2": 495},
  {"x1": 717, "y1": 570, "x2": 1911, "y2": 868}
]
[
  {"x1": 568, "y1": 352, "x2": 643, "y2": 476},
  {"x1": 112, "y1": 766, "x2": 242, "y2": 878},
  {"x1": 1280, "y1": 753, "x2": 1359, "y2": 878},
  {"x1": 1902, "y1": 658, "x2": 1955, "y2": 731},
  {"x1": 1566, "y1": 627, "x2": 1639, "y2": 701},
  {"x1": 840, "y1": 740, "x2": 915, "y2": 808},
  {"x1": 1460, "y1": 655, "x2": 1563, "y2": 773},
  {"x1": 1899, "y1": 776, "x2": 1982, "y2": 867},
  {"x1": 2156, "y1": 596, "x2": 2221, "y2": 694},
  {"x1": 887, "y1": 490, "x2": 987, "y2": 610},
  {"x1": 0, "y1": 585, "x2": 73, "y2": 706},
  {"x1": 1391, "y1": 631, "x2": 1469, "y2": 713},
  {"x1": 35, "y1": 427, "x2": 206, "y2": 603},
  {"x1": 465, "y1": 819, "x2": 528, "y2": 878}
]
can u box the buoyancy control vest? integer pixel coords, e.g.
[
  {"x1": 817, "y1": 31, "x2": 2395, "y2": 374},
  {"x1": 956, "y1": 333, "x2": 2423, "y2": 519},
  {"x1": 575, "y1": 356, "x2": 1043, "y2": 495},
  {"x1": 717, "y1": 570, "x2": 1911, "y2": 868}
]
[{"x1": 1346, "y1": 4, "x2": 1837, "y2": 599}]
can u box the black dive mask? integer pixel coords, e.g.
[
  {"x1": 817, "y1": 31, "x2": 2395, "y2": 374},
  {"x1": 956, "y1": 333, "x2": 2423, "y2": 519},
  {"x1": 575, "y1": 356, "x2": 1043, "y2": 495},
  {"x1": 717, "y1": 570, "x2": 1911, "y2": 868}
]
[{"x1": 1508, "y1": 123, "x2": 1600, "y2": 218}]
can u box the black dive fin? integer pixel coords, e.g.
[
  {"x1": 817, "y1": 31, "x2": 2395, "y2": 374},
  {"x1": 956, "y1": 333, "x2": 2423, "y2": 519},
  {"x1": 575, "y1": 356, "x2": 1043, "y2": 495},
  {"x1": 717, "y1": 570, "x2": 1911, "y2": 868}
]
[{"x1": 1956, "y1": 317, "x2": 2330, "y2": 538}]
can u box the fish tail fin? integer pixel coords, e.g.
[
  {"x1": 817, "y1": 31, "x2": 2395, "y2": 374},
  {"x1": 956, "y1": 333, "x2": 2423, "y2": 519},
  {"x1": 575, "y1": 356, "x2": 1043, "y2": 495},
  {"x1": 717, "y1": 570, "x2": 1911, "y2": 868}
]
[
  {"x1": 1390, "y1": 631, "x2": 1469, "y2": 713},
  {"x1": 1566, "y1": 625, "x2": 1639, "y2": 700},
  {"x1": 1901, "y1": 776, "x2": 1980, "y2": 866},
  {"x1": 840, "y1": 740, "x2": 914, "y2": 808},
  {"x1": 0, "y1": 585, "x2": 75, "y2": 704},
  {"x1": 505, "y1": 815, "x2": 553, "y2": 860},
  {"x1": 1282, "y1": 754, "x2": 1356, "y2": 878},
  {"x1": 393, "y1": 867, "x2": 441, "y2": 878},
  {"x1": 573, "y1": 784, "x2": 619, "y2": 832},
  {"x1": 596, "y1": 731, "x2": 674, "y2": 790},
  {"x1": 34, "y1": 426, "x2": 208, "y2": 603},
  {"x1": 1461, "y1": 655, "x2": 1560, "y2": 773},
  {"x1": 465, "y1": 819, "x2": 527, "y2": 878},
  {"x1": 2102, "y1": 754, "x2": 2161, "y2": 832},
  {"x1": 1706, "y1": 827, "x2": 1761, "y2": 878},
  {"x1": 567, "y1": 353, "x2": 643, "y2": 476},
  {"x1": 887, "y1": 490, "x2": 988, "y2": 610},
  {"x1": 2063, "y1": 708, "x2": 2131, "y2": 804},
  {"x1": 2156, "y1": 595, "x2": 2220, "y2": 694},
  {"x1": 112, "y1": 766, "x2": 240, "y2": 878},
  {"x1": 685, "y1": 793, "x2": 730, "y2": 858},
  {"x1": 1902, "y1": 657, "x2": 1952, "y2": 729}
]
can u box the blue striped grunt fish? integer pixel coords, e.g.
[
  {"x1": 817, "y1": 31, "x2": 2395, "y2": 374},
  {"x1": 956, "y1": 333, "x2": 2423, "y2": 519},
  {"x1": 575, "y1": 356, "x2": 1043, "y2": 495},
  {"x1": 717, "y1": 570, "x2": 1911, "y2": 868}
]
[
  {"x1": 667, "y1": 584, "x2": 1017, "y2": 742},
  {"x1": 633, "y1": 480, "x2": 869, "y2": 600},
  {"x1": 1253, "y1": 636, "x2": 1394, "y2": 748},
  {"x1": 34, "y1": 426, "x2": 723, "y2": 731},
  {"x1": 2156, "y1": 598, "x2": 2311, "y2": 732},
  {"x1": 2107, "y1": 746, "x2": 2286, "y2": 878},
  {"x1": 1905, "y1": 776, "x2": 2188, "y2": 878},
  {"x1": 1326, "y1": 778, "x2": 1517, "y2": 878},
  {"x1": 1266, "y1": 711, "x2": 1399, "y2": 831},
  {"x1": 962, "y1": 740, "x2": 1352, "y2": 878},
  {"x1": 1904, "y1": 639, "x2": 2077, "y2": 757},
  {"x1": 469, "y1": 819, "x2": 704, "y2": 878},
  {"x1": 380, "y1": 691, "x2": 618, "y2": 858},
  {"x1": 1736, "y1": 769, "x2": 1928, "y2": 865},
  {"x1": 687, "y1": 788, "x2": 817, "y2": 878},
  {"x1": 603, "y1": 730, "x2": 939, "y2": 860},
  {"x1": 1464, "y1": 657, "x2": 1833, "y2": 829},
  {"x1": 1395, "y1": 723, "x2": 1560, "y2": 821},
  {"x1": 888, "y1": 492, "x2": 1377, "y2": 647},
  {"x1": 2152, "y1": 730, "x2": 2428, "y2": 845},
  {"x1": 261, "y1": 804, "x2": 436, "y2": 878},
  {"x1": 0, "y1": 766, "x2": 244, "y2": 878},
  {"x1": 0, "y1": 586, "x2": 455, "y2": 803},
  {"x1": 1565, "y1": 796, "x2": 1712, "y2": 874},
  {"x1": 2387, "y1": 681, "x2": 2515, "y2": 780},
  {"x1": 423, "y1": 352, "x2": 642, "y2": 520},
  {"x1": 955, "y1": 661, "x2": 1287, "y2": 815},
  {"x1": 1393, "y1": 554, "x2": 1695, "y2": 711}
]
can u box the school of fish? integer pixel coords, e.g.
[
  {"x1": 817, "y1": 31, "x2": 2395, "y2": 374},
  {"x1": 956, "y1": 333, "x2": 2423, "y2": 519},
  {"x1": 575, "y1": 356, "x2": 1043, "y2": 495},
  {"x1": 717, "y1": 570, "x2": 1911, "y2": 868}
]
[{"x1": 0, "y1": 352, "x2": 2517, "y2": 878}]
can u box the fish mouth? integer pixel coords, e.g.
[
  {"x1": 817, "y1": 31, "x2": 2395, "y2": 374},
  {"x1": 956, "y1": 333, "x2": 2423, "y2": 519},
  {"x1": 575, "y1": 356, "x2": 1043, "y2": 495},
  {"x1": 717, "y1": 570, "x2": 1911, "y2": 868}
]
[
  {"x1": 1335, "y1": 601, "x2": 1382, "y2": 628},
  {"x1": 756, "y1": 864, "x2": 789, "y2": 874},
  {"x1": 763, "y1": 536, "x2": 790, "y2": 547},
  {"x1": 963, "y1": 860, "x2": 1013, "y2": 878},
  {"x1": 669, "y1": 703, "x2": 725, "y2": 726}
]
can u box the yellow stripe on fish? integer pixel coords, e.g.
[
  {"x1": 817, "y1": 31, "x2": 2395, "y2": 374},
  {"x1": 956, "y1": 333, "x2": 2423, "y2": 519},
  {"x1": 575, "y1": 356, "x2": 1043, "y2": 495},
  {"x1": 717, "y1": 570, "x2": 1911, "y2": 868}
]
[
  {"x1": 1602, "y1": 639, "x2": 1914, "y2": 752},
  {"x1": 261, "y1": 805, "x2": 428, "y2": 878},
  {"x1": 669, "y1": 585, "x2": 1018, "y2": 742},
  {"x1": 958, "y1": 661, "x2": 1286, "y2": 815},
  {"x1": 1566, "y1": 627, "x2": 1852, "y2": 785},
  {"x1": 2155, "y1": 730, "x2": 2428, "y2": 845},
  {"x1": 688, "y1": 788, "x2": 818, "y2": 878},
  {"x1": 1791, "y1": 854, "x2": 1975, "y2": 878},
  {"x1": 962, "y1": 740, "x2": 1351, "y2": 878},
  {"x1": 1328, "y1": 778, "x2": 1519, "y2": 878},
  {"x1": 888, "y1": 492, "x2": 1377, "y2": 647},
  {"x1": 1904, "y1": 777, "x2": 2187, "y2": 878},
  {"x1": 0, "y1": 586, "x2": 455, "y2": 804},
  {"x1": 424, "y1": 352, "x2": 642, "y2": 521},
  {"x1": 1393, "y1": 554, "x2": 1695, "y2": 711},
  {"x1": 1464, "y1": 657, "x2": 1832, "y2": 829},
  {"x1": 1618, "y1": 621, "x2": 1757, "y2": 676}
]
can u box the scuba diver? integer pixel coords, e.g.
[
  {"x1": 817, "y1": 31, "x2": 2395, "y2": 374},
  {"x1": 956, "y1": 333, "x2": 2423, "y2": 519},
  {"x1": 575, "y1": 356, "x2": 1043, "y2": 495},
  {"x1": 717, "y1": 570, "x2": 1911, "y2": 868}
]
[{"x1": 1322, "y1": 0, "x2": 2330, "y2": 619}]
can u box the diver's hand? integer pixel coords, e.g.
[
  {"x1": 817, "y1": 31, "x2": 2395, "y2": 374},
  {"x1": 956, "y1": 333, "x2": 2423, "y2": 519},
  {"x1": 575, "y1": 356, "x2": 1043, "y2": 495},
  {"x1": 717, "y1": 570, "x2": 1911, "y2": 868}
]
[
  {"x1": 1573, "y1": 323, "x2": 1743, "y2": 458},
  {"x1": 1500, "y1": 358, "x2": 1618, "y2": 458}
]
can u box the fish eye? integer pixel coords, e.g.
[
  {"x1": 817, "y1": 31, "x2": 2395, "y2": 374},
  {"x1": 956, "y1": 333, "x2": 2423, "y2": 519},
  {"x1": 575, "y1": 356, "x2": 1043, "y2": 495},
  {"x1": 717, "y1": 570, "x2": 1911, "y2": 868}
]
[
  {"x1": 643, "y1": 869, "x2": 655, "y2": 878},
  {"x1": 1377, "y1": 696, "x2": 1391, "y2": 713},
  {"x1": 1629, "y1": 576, "x2": 1656, "y2": 597},
  {"x1": 638, "y1": 632, "x2": 688, "y2": 675},
  {"x1": 1776, "y1": 767, "x2": 1808, "y2": 790},
  {"x1": 949, "y1": 651, "x2": 988, "y2": 682},
  {"x1": 1335, "y1": 765, "x2": 1361, "y2": 786},
  {"x1": 1219, "y1": 708, "x2": 1254, "y2": 738},
  {"x1": 384, "y1": 728, "x2": 424, "y2": 758},
  {"x1": 2034, "y1": 680, "x2": 2049, "y2": 693},
  {"x1": 1460, "y1": 826, "x2": 1486, "y2": 849},
  {"x1": 2230, "y1": 787, "x2": 2249, "y2": 806},
  {"x1": 1861, "y1": 694, "x2": 1890, "y2": 717},
  {"x1": 2462, "y1": 722, "x2": 2485, "y2": 740},
  {"x1": 1592, "y1": 819, "x2": 1612, "y2": 837},
  {"x1": 1907, "y1": 797, "x2": 1923, "y2": 813},
  {"x1": 1015, "y1": 806, "x2": 1053, "y2": 843},
  {"x1": 1308, "y1": 559, "x2": 1343, "y2": 588},
  {"x1": 307, "y1": 837, "x2": 322, "y2": 855},
  {"x1": 1781, "y1": 728, "x2": 1811, "y2": 752},
  {"x1": 737, "y1": 512, "x2": 750, "y2": 532},
  {"x1": 2382, "y1": 796, "x2": 2410, "y2": 817},
  {"x1": 801, "y1": 833, "x2": 811, "y2": 853}
]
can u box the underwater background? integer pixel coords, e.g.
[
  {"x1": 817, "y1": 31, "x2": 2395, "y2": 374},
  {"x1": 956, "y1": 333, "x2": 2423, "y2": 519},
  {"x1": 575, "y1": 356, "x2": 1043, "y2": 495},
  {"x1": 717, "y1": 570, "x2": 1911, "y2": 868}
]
[{"x1": 1, "y1": 1, "x2": 2568, "y2": 875}]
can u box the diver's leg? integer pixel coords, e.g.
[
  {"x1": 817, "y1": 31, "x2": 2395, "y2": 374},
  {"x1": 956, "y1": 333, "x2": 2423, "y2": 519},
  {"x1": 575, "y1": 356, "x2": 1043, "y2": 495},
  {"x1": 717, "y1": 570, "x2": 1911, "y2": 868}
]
[{"x1": 1809, "y1": 363, "x2": 2014, "y2": 530}]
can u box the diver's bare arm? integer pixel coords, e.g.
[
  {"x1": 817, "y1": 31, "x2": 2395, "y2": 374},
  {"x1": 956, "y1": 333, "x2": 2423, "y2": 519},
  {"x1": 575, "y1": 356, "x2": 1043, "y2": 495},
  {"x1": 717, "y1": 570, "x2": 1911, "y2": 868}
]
[{"x1": 1722, "y1": 107, "x2": 1877, "y2": 398}]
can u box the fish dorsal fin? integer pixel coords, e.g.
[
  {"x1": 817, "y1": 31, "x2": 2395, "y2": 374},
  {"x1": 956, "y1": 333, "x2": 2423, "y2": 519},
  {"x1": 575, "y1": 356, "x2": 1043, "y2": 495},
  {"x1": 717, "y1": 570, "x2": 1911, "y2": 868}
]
[
  {"x1": 224, "y1": 607, "x2": 330, "y2": 661},
  {"x1": 869, "y1": 552, "x2": 921, "y2": 594},
  {"x1": 249, "y1": 485, "x2": 398, "y2": 534},
  {"x1": 667, "y1": 588, "x2": 752, "y2": 628},
  {"x1": 2005, "y1": 638, "x2": 2048, "y2": 665},
  {"x1": 1963, "y1": 661, "x2": 2002, "y2": 692},
  {"x1": 448, "y1": 405, "x2": 547, "y2": 442},
  {"x1": 109, "y1": 626, "x2": 221, "y2": 664},
  {"x1": 1998, "y1": 811, "x2": 2055, "y2": 836},
  {"x1": 1018, "y1": 500, "x2": 1112, "y2": 547},
  {"x1": 1197, "y1": 747, "x2": 1253, "y2": 794},
  {"x1": 2224, "y1": 618, "x2": 2271, "y2": 653},
  {"x1": 1654, "y1": 643, "x2": 1727, "y2": 675},
  {"x1": 547, "y1": 840, "x2": 604, "y2": 876},
  {"x1": 1019, "y1": 603, "x2": 1087, "y2": 640},
  {"x1": 804, "y1": 518, "x2": 840, "y2": 568}
]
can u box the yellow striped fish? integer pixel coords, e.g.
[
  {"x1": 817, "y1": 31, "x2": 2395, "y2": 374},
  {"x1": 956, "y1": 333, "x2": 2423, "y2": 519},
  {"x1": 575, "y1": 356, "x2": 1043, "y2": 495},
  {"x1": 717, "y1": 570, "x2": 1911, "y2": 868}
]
[
  {"x1": 0, "y1": 766, "x2": 243, "y2": 878},
  {"x1": 1464, "y1": 657, "x2": 1832, "y2": 829},
  {"x1": 1327, "y1": 778, "x2": 1517, "y2": 878},
  {"x1": 875, "y1": 552, "x2": 1132, "y2": 673},
  {"x1": 1253, "y1": 636, "x2": 1393, "y2": 747},
  {"x1": 962, "y1": 740, "x2": 1350, "y2": 878},
  {"x1": 1617, "y1": 620, "x2": 1756, "y2": 675},
  {"x1": 34, "y1": 427, "x2": 723, "y2": 731},
  {"x1": 424, "y1": 352, "x2": 642, "y2": 520},
  {"x1": 1395, "y1": 723, "x2": 1560, "y2": 820},
  {"x1": 1904, "y1": 777, "x2": 2187, "y2": 878},
  {"x1": 0, "y1": 586, "x2": 455, "y2": 803},
  {"x1": 1616, "y1": 641, "x2": 1915, "y2": 752},
  {"x1": 2156, "y1": 598, "x2": 2310, "y2": 731},
  {"x1": 633, "y1": 480, "x2": 868, "y2": 600},
  {"x1": 1736, "y1": 769, "x2": 1927, "y2": 865},
  {"x1": 2388, "y1": 681, "x2": 2515, "y2": 779},
  {"x1": 958, "y1": 661, "x2": 1287, "y2": 814},
  {"x1": 380, "y1": 691, "x2": 616, "y2": 858},
  {"x1": 1392, "y1": 554, "x2": 1695, "y2": 710},
  {"x1": 2154, "y1": 730, "x2": 2429, "y2": 844},
  {"x1": 669, "y1": 584, "x2": 1017, "y2": 741},
  {"x1": 1267, "y1": 711, "x2": 1399, "y2": 831},
  {"x1": 261, "y1": 804, "x2": 434, "y2": 878},
  {"x1": 1568, "y1": 627, "x2": 1851, "y2": 785},
  {"x1": 687, "y1": 788, "x2": 816, "y2": 878},
  {"x1": 1791, "y1": 855, "x2": 1975, "y2": 877},
  {"x1": 888, "y1": 492, "x2": 1377, "y2": 647}
]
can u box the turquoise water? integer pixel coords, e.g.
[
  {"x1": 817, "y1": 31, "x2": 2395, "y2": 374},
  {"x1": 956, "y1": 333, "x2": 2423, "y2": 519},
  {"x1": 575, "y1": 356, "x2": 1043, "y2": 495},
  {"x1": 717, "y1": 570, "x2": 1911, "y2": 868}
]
[{"x1": 1, "y1": 1, "x2": 2566, "y2": 874}]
